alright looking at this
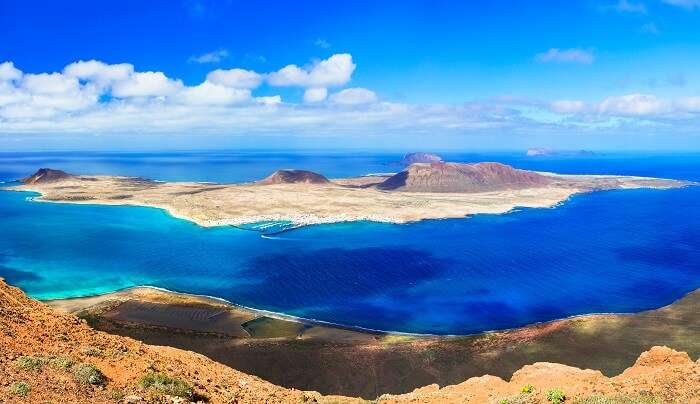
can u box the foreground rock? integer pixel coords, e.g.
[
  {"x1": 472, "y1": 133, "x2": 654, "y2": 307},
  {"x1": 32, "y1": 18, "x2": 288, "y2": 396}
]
[
  {"x1": 2, "y1": 279, "x2": 699, "y2": 403},
  {"x1": 257, "y1": 169, "x2": 330, "y2": 185},
  {"x1": 378, "y1": 162, "x2": 550, "y2": 192},
  {"x1": 22, "y1": 168, "x2": 73, "y2": 184},
  {"x1": 399, "y1": 152, "x2": 443, "y2": 166}
]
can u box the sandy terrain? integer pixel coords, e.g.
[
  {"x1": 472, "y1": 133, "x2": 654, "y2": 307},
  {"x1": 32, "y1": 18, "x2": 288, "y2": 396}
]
[
  {"x1": 49, "y1": 285, "x2": 700, "y2": 399},
  {"x1": 12, "y1": 170, "x2": 690, "y2": 228}
]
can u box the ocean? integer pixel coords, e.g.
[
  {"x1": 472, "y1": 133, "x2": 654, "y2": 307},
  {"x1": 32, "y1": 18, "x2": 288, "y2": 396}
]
[{"x1": 0, "y1": 150, "x2": 698, "y2": 334}]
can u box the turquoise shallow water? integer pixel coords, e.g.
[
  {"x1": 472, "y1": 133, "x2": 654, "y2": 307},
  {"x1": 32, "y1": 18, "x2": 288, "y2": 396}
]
[{"x1": 0, "y1": 151, "x2": 699, "y2": 334}]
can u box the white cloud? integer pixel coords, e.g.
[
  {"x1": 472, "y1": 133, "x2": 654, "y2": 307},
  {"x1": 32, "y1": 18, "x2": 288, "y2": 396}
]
[
  {"x1": 303, "y1": 87, "x2": 327, "y2": 103},
  {"x1": 176, "y1": 81, "x2": 251, "y2": 105},
  {"x1": 5, "y1": 57, "x2": 700, "y2": 139},
  {"x1": 267, "y1": 53, "x2": 355, "y2": 87},
  {"x1": 662, "y1": 0, "x2": 700, "y2": 9},
  {"x1": 256, "y1": 95, "x2": 282, "y2": 105},
  {"x1": 329, "y1": 88, "x2": 378, "y2": 105},
  {"x1": 206, "y1": 68, "x2": 263, "y2": 89},
  {"x1": 188, "y1": 49, "x2": 229, "y2": 64},
  {"x1": 550, "y1": 100, "x2": 588, "y2": 113},
  {"x1": 64, "y1": 60, "x2": 133, "y2": 86},
  {"x1": 112, "y1": 72, "x2": 183, "y2": 98},
  {"x1": 598, "y1": 94, "x2": 671, "y2": 116},
  {"x1": 22, "y1": 73, "x2": 80, "y2": 95},
  {"x1": 536, "y1": 48, "x2": 595, "y2": 64},
  {"x1": 0, "y1": 62, "x2": 22, "y2": 82}
]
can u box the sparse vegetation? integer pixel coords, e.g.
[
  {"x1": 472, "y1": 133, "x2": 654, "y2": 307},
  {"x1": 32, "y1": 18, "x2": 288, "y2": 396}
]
[
  {"x1": 493, "y1": 394, "x2": 536, "y2": 404},
  {"x1": 521, "y1": 384, "x2": 534, "y2": 394},
  {"x1": 77, "y1": 311, "x2": 101, "y2": 327},
  {"x1": 138, "y1": 372, "x2": 193, "y2": 398},
  {"x1": 109, "y1": 388, "x2": 126, "y2": 400},
  {"x1": 73, "y1": 363, "x2": 106, "y2": 385},
  {"x1": 14, "y1": 355, "x2": 48, "y2": 371},
  {"x1": 575, "y1": 394, "x2": 658, "y2": 404},
  {"x1": 7, "y1": 381, "x2": 30, "y2": 397},
  {"x1": 547, "y1": 388, "x2": 566, "y2": 403},
  {"x1": 81, "y1": 346, "x2": 102, "y2": 357},
  {"x1": 51, "y1": 356, "x2": 75, "y2": 369}
]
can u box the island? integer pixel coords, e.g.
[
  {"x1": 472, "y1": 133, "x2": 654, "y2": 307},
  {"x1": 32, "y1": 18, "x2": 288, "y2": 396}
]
[{"x1": 13, "y1": 162, "x2": 692, "y2": 229}]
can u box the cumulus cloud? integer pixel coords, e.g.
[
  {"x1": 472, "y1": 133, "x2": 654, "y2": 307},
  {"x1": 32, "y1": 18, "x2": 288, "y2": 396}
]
[
  {"x1": 188, "y1": 49, "x2": 229, "y2": 64},
  {"x1": 255, "y1": 95, "x2": 282, "y2": 105},
  {"x1": 206, "y1": 68, "x2": 263, "y2": 89},
  {"x1": 303, "y1": 87, "x2": 327, "y2": 103},
  {"x1": 329, "y1": 88, "x2": 378, "y2": 105},
  {"x1": 112, "y1": 72, "x2": 183, "y2": 98},
  {"x1": 64, "y1": 60, "x2": 133, "y2": 86},
  {"x1": 176, "y1": 81, "x2": 251, "y2": 105},
  {"x1": 267, "y1": 53, "x2": 355, "y2": 88},
  {"x1": 0, "y1": 62, "x2": 22, "y2": 81},
  {"x1": 536, "y1": 48, "x2": 595, "y2": 64},
  {"x1": 22, "y1": 73, "x2": 80, "y2": 95},
  {"x1": 4, "y1": 56, "x2": 700, "y2": 138}
]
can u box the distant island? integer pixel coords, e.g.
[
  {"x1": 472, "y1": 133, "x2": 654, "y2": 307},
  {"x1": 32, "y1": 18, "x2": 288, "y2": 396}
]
[
  {"x1": 12, "y1": 162, "x2": 692, "y2": 228},
  {"x1": 398, "y1": 152, "x2": 443, "y2": 165},
  {"x1": 526, "y1": 148, "x2": 597, "y2": 157}
]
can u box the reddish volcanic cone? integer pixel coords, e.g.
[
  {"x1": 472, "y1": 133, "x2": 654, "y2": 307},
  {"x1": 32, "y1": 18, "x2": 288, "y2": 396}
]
[{"x1": 378, "y1": 162, "x2": 550, "y2": 193}]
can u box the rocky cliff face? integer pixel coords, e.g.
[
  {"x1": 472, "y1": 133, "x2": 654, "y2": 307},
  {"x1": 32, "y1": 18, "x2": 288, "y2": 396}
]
[
  {"x1": 22, "y1": 168, "x2": 73, "y2": 184},
  {"x1": 258, "y1": 169, "x2": 330, "y2": 185},
  {"x1": 378, "y1": 162, "x2": 550, "y2": 193},
  {"x1": 0, "y1": 278, "x2": 698, "y2": 403}
]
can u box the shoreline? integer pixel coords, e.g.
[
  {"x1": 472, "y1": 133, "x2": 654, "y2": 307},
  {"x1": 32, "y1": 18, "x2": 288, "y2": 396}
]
[
  {"x1": 45, "y1": 281, "x2": 694, "y2": 339},
  {"x1": 40, "y1": 280, "x2": 700, "y2": 398}
]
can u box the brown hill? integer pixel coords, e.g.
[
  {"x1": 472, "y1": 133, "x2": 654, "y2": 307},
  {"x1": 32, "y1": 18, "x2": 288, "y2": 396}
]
[
  {"x1": 378, "y1": 162, "x2": 550, "y2": 193},
  {"x1": 22, "y1": 168, "x2": 73, "y2": 184},
  {"x1": 0, "y1": 278, "x2": 699, "y2": 402},
  {"x1": 258, "y1": 169, "x2": 330, "y2": 185}
]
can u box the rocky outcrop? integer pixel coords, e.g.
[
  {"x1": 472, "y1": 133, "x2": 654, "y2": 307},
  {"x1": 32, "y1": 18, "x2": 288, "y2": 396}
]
[
  {"x1": 378, "y1": 162, "x2": 550, "y2": 193},
  {"x1": 258, "y1": 169, "x2": 330, "y2": 185},
  {"x1": 22, "y1": 168, "x2": 73, "y2": 184},
  {"x1": 399, "y1": 152, "x2": 443, "y2": 166}
]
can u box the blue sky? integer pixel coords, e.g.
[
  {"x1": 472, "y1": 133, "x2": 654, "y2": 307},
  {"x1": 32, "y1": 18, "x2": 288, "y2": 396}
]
[{"x1": 1, "y1": 0, "x2": 700, "y2": 150}]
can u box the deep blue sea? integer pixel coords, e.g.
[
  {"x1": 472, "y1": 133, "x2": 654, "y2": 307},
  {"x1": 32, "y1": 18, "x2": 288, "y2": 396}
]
[{"x1": 0, "y1": 151, "x2": 698, "y2": 334}]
